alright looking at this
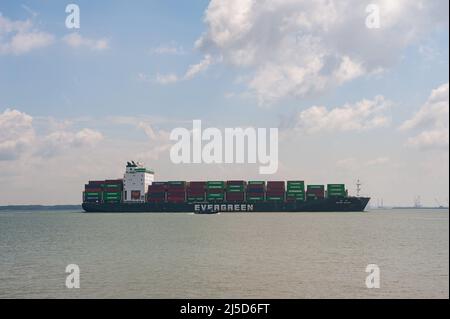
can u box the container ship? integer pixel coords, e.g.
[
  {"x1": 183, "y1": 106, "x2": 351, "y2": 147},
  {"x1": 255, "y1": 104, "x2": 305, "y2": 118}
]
[{"x1": 82, "y1": 162, "x2": 370, "y2": 213}]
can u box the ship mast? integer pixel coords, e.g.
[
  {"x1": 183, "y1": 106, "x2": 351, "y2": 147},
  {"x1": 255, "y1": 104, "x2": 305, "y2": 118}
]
[{"x1": 356, "y1": 179, "x2": 362, "y2": 197}]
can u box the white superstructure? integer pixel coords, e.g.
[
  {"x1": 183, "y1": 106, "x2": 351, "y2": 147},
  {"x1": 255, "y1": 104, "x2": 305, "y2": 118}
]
[{"x1": 123, "y1": 161, "x2": 154, "y2": 202}]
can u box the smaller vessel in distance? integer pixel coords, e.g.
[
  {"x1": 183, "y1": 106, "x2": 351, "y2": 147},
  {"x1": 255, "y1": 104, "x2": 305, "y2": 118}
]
[{"x1": 82, "y1": 162, "x2": 370, "y2": 213}]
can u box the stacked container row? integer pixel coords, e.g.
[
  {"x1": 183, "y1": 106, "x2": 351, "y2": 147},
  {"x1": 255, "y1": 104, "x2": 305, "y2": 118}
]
[
  {"x1": 286, "y1": 181, "x2": 305, "y2": 202},
  {"x1": 187, "y1": 181, "x2": 206, "y2": 202},
  {"x1": 147, "y1": 182, "x2": 166, "y2": 203},
  {"x1": 306, "y1": 185, "x2": 325, "y2": 201},
  {"x1": 226, "y1": 180, "x2": 246, "y2": 202},
  {"x1": 327, "y1": 184, "x2": 346, "y2": 198},
  {"x1": 266, "y1": 181, "x2": 285, "y2": 201},
  {"x1": 206, "y1": 181, "x2": 225, "y2": 201},
  {"x1": 103, "y1": 179, "x2": 123, "y2": 203},
  {"x1": 246, "y1": 181, "x2": 265, "y2": 202},
  {"x1": 84, "y1": 180, "x2": 103, "y2": 203},
  {"x1": 167, "y1": 181, "x2": 186, "y2": 203}
]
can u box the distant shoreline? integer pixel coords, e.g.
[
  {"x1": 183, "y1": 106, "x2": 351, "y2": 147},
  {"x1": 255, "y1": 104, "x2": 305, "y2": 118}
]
[{"x1": 0, "y1": 205, "x2": 82, "y2": 211}]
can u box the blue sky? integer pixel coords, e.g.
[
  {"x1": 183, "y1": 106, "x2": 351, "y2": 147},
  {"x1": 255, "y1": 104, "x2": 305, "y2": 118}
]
[{"x1": 0, "y1": 0, "x2": 449, "y2": 205}]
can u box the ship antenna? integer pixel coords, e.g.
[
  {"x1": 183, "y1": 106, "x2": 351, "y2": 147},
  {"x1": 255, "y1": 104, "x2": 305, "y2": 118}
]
[{"x1": 356, "y1": 179, "x2": 362, "y2": 197}]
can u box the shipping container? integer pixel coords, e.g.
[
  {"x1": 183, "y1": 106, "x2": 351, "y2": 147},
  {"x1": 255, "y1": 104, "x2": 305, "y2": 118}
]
[
  {"x1": 327, "y1": 184, "x2": 345, "y2": 189},
  {"x1": 267, "y1": 181, "x2": 285, "y2": 188},
  {"x1": 85, "y1": 192, "x2": 100, "y2": 196},
  {"x1": 189, "y1": 181, "x2": 206, "y2": 188},
  {"x1": 168, "y1": 181, "x2": 186, "y2": 186},
  {"x1": 84, "y1": 186, "x2": 103, "y2": 191},
  {"x1": 148, "y1": 194, "x2": 165, "y2": 200},
  {"x1": 151, "y1": 182, "x2": 167, "y2": 186},
  {"x1": 227, "y1": 186, "x2": 245, "y2": 192},
  {"x1": 207, "y1": 181, "x2": 225, "y2": 185},
  {"x1": 148, "y1": 185, "x2": 166, "y2": 192},
  {"x1": 286, "y1": 189, "x2": 305, "y2": 194},
  {"x1": 247, "y1": 196, "x2": 264, "y2": 201},
  {"x1": 147, "y1": 199, "x2": 165, "y2": 203},
  {"x1": 227, "y1": 180, "x2": 246, "y2": 186},
  {"x1": 287, "y1": 181, "x2": 305, "y2": 188},
  {"x1": 105, "y1": 179, "x2": 123, "y2": 185},
  {"x1": 307, "y1": 184, "x2": 325, "y2": 189},
  {"x1": 248, "y1": 181, "x2": 265, "y2": 185},
  {"x1": 187, "y1": 196, "x2": 206, "y2": 202},
  {"x1": 266, "y1": 196, "x2": 284, "y2": 201},
  {"x1": 226, "y1": 192, "x2": 245, "y2": 202},
  {"x1": 88, "y1": 180, "x2": 105, "y2": 186}
]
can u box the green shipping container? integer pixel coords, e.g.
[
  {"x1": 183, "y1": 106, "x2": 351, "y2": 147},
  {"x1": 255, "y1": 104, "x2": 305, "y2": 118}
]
[
  {"x1": 85, "y1": 192, "x2": 101, "y2": 196},
  {"x1": 206, "y1": 186, "x2": 224, "y2": 190},
  {"x1": 207, "y1": 193, "x2": 224, "y2": 197},
  {"x1": 327, "y1": 184, "x2": 345, "y2": 189},
  {"x1": 103, "y1": 192, "x2": 121, "y2": 196},
  {"x1": 287, "y1": 194, "x2": 305, "y2": 198},
  {"x1": 307, "y1": 185, "x2": 325, "y2": 190},
  {"x1": 287, "y1": 181, "x2": 305, "y2": 188},
  {"x1": 286, "y1": 189, "x2": 305, "y2": 194},
  {"x1": 287, "y1": 185, "x2": 305, "y2": 190}
]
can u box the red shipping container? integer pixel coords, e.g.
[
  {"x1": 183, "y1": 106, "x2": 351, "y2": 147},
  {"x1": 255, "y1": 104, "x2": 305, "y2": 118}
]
[
  {"x1": 187, "y1": 191, "x2": 205, "y2": 196},
  {"x1": 226, "y1": 193, "x2": 245, "y2": 201},
  {"x1": 189, "y1": 181, "x2": 206, "y2": 188},
  {"x1": 307, "y1": 189, "x2": 325, "y2": 197},
  {"x1": 267, "y1": 181, "x2": 284, "y2": 186},
  {"x1": 84, "y1": 187, "x2": 102, "y2": 192}
]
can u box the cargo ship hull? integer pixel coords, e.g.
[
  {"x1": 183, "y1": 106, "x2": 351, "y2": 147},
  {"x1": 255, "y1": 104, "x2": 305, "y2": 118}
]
[{"x1": 82, "y1": 197, "x2": 370, "y2": 213}]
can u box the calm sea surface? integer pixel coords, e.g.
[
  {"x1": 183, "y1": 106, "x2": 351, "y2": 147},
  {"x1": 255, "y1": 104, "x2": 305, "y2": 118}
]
[{"x1": 0, "y1": 209, "x2": 448, "y2": 298}]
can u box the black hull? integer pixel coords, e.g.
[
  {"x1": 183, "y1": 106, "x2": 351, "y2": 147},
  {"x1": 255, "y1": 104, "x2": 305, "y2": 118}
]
[{"x1": 82, "y1": 197, "x2": 370, "y2": 213}]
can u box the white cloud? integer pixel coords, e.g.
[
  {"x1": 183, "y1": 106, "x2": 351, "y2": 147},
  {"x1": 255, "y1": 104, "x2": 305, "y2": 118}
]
[
  {"x1": 38, "y1": 128, "x2": 103, "y2": 157},
  {"x1": 0, "y1": 109, "x2": 35, "y2": 160},
  {"x1": 0, "y1": 13, "x2": 54, "y2": 55},
  {"x1": 154, "y1": 54, "x2": 214, "y2": 85},
  {"x1": 0, "y1": 109, "x2": 103, "y2": 160},
  {"x1": 195, "y1": 0, "x2": 449, "y2": 104},
  {"x1": 151, "y1": 42, "x2": 186, "y2": 55},
  {"x1": 184, "y1": 54, "x2": 213, "y2": 79},
  {"x1": 155, "y1": 73, "x2": 179, "y2": 84},
  {"x1": 62, "y1": 32, "x2": 109, "y2": 51},
  {"x1": 136, "y1": 122, "x2": 172, "y2": 160},
  {"x1": 400, "y1": 83, "x2": 449, "y2": 149},
  {"x1": 294, "y1": 95, "x2": 391, "y2": 133}
]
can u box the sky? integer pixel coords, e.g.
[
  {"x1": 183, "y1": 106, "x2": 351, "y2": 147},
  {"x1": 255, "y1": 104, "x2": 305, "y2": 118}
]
[{"x1": 0, "y1": 0, "x2": 449, "y2": 206}]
